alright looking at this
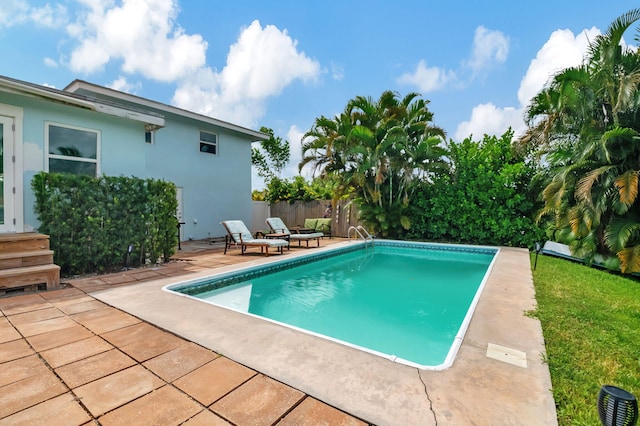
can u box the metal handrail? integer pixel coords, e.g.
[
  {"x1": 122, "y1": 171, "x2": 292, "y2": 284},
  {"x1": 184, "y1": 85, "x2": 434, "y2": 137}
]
[{"x1": 348, "y1": 226, "x2": 374, "y2": 249}]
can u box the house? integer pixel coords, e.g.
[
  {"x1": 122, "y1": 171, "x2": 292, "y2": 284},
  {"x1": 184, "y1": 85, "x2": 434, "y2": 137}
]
[{"x1": 0, "y1": 75, "x2": 267, "y2": 242}]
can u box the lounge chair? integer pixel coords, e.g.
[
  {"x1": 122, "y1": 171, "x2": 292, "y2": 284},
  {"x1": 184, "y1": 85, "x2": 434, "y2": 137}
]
[
  {"x1": 265, "y1": 217, "x2": 324, "y2": 248},
  {"x1": 221, "y1": 220, "x2": 289, "y2": 256}
]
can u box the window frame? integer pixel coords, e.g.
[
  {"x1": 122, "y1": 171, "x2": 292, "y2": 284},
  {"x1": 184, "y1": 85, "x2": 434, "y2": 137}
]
[
  {"x1": 199, "y1": 130, "x2": 218, "y2": 155},
  {"x1": 45, "y1": 121, "x2": 101, "y2": 176},
  {"x1": 145, "y1": 129, "x2": 155, "y2": 144}
]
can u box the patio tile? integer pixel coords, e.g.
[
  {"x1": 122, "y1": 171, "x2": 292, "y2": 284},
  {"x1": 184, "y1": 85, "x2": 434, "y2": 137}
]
[
  {"x1": 73, "y1": 365, "x2": 164, "y2": 417},
  {"x1": 99, "y1": 385, "x2": 202, "y2": 426},
  {"x1": 0, "y1": 294, "x2": 51, "y2": 316},
  {"x1": 56, "y1": 300, "x2": 105, "y2": 315},
  {"x1": 55, "y1": 348, "x2": 136, "y2": 389},
  {"x1": 182, "y1": 409, "x2": 233, "y2": 426},
  {"x1": 26, "y1": 324, "x2": 95, "y2": 352},
  {"x1": 38, "y1": 287, "x2": 86, "y2": 301},
  {"x1": 12, "y1": 315, "x2": 77, "y2": 338},
  {"x1": 0, "y1": 392, "x2": 90, "y2": 426},
  {"x1": 278, "y1": 397, "x2": 368, "y2": 426},
  {"x1": 40, "y1": 336, "x2": 113, "y2": 368},
  {"x1": 101, "y1": 274, "x2": 137, "y2": 285},
  {"x1": 101, "y1": 322, "x2": 185, "y2": 362},
  {"x1": 128, "y1": 270, "x2": 163, "y2": 280},
  {"x1": 0, "y1": 355, "x2": 49, "y2": 387},
  {"x1": 0, "y1": 369, "x2": 67, "y2": 418},
  {"x1": 0, "y1": 316, "x2": 21, "y2": 343},
  {"x1": 8, "y1": 306, "x2": 65, "y2": 325},
  {"x1": 143, "y1": 341, "x2": 219, "y2": 382},
  {"x1": 211, "y1": 374, "x2": 305, "y2": 426},
  {"x1": 71, "y1": 307, "x2": 141, "y2": 334},
  {"x1": 0, "y1": 339, "x2": 35, "y2": 363},
  {"x1": 173, "y1": 357, "x2": 256, "y2": 406}
]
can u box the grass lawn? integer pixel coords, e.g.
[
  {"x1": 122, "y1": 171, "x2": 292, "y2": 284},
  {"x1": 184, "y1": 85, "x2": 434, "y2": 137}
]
[{"x1": 531, "y1": 253, "x2": 640, "y2": 425}]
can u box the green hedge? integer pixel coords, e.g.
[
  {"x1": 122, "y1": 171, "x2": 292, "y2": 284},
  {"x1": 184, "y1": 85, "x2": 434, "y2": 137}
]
[{"x1": 32, "y1": 172, "x2": 178, "y2": 276}]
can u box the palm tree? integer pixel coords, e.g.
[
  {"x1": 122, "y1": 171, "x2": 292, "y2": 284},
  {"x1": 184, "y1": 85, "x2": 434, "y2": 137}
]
[
  {"x1": 300, "y1": 90, "x2": 446, "y2": 237},
  {"x1": 523, "y1": 8, "x2": 640, "y2": 272}
]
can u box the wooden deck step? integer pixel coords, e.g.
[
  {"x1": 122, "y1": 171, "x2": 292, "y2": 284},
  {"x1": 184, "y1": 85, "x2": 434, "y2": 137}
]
[
  {"x1": 0, "y1": 233, "x2": 50, "y2": 253},
  {"x1": 0, "y1": 264, "x2": 60, "y2": 294},
  {"x1": 0, "y1": 250, "x2": 54, "y2": 270}
]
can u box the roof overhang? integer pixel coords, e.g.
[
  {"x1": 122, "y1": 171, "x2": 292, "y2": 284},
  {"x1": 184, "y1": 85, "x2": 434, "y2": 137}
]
[
  {"x1": 64, "y1": 80, "x2": 267, "y2": 141},
  {"x1": 0, "y1": 76, "x2": 165, "y2": 128}
]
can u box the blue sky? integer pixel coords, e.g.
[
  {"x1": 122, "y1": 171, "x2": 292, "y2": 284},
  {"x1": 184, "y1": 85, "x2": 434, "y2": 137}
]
[{"x1": 1, "y1": 1, "x2": 639, "y2": 189}]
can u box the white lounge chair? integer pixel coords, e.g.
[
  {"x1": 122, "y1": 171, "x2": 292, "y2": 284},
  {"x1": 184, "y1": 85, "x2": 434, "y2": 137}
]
[
  {"x1": 265, "y1": 217, "x2": 324, "y2": 248},
  {"x1": 221, "y1": 220, "x2": 289, "y2": 256}
]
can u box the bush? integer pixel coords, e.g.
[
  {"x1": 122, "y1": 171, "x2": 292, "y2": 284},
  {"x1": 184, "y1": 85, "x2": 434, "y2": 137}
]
[
  {"x1": 406, "y1": 131, "x2": 544, "y2": 247},
  {"x1": 32, "y1": 172, "x2": 178, "y2": 275}
]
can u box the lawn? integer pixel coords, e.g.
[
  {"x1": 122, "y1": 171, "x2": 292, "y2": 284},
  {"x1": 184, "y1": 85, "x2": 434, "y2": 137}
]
[{"x1": 531, "y1": 254, "x2": 640, "y2": 425}]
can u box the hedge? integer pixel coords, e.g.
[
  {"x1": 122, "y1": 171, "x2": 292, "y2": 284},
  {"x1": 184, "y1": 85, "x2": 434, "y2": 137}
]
[{"x1": 32, "y1": 172, "x2": 178, "y2": 276}]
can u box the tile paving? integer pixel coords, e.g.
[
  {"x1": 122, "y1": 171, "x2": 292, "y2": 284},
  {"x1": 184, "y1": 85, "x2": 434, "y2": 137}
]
[{"x1": 0, "y1": 238, "x2": 371, "y2": 425}]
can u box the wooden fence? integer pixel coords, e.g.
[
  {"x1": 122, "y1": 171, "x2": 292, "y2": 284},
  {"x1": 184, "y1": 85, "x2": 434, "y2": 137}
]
[{"x1": 268, "y1": 199, "x2": 362, "y2": 238}]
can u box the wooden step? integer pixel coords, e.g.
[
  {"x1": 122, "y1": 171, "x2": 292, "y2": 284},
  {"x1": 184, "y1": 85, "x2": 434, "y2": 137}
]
[
  {"x1": 0, "y1": 250, "x2": 54, "y2": 270},
  {"x1": 0, "y1": 264, "x2": 60, "y2": 295},
  {"x1": 0, "y1": 233, "x2": 50, "y2": 253}
]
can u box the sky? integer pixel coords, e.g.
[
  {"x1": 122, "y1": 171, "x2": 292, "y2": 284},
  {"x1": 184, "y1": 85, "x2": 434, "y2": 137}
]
[{"x1": 1, "y1": 1, "x2": 639, "y2": 190}]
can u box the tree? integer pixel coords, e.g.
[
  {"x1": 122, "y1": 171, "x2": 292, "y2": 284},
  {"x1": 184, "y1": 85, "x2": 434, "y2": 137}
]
[
  {"x1": 251, "y1": 127, "x2": 290, "y2": 184},
  {"x1": 301, "y1": 90, "x2": 447, "y2": 237},
  {"x1": 521, "y1": 9, "x2": 640, "y2": 272}
]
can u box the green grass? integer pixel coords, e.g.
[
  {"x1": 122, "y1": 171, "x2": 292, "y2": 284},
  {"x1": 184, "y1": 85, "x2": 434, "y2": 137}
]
[{"x1": 531, "y1": 254, "x2": 640, "y2": 425}]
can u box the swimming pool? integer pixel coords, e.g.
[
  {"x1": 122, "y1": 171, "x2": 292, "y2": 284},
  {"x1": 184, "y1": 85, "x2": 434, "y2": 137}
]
[{"x1": 165, "y1": 240, "x2": 498, "y2": 369}]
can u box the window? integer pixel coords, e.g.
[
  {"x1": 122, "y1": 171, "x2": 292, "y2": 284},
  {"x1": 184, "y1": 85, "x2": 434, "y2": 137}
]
[
  {"x1": 46, "y1": 123, "x2": 99, "y2": 176},
  {"x1": 199, "y1": 130, "x2": 217, "y2": 155},
  {"x1": 145, "y1": 130, "x2": 154, "y2": 144}
]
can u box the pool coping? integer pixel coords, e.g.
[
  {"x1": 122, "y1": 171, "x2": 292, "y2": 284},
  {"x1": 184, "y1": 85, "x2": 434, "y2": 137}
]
[{"x1": 90, "y1": 242, "x2": 558, "y2": 425}]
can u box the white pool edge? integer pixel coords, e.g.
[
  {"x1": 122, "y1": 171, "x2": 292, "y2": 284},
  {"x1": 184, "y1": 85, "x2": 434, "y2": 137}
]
[{"x1": 163, "y1": 239, "x2": 500, "y2": 371}]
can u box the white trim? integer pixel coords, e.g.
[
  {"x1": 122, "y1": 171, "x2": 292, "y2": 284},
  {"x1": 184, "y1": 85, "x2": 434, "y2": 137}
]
[
  {"x1": 0, "y1": 77, "x2": 165, "y2": 128},
  {"x1": 0, "y1": 103, "x2": 24, "y2": 232},
  {"x1": 65, "y1": 80, "x2": 266, "y2": 141},
  {"x1": 45, "y1": 121, "x2": 101, "y2": 176}
]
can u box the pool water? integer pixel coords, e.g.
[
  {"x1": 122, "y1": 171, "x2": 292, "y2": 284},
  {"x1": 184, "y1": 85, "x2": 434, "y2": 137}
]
[{"x1": 168, "y1": 242, "x2": 497, "y2": 368}]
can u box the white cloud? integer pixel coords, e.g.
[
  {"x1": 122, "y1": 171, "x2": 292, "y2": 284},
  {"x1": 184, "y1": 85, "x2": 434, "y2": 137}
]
[
  {"x1": 108, "y1": 76, "x2": 142, "y2": 94},
  {"x1": 0, "y1": 0, "x2": 67, "y2": 29},
  {"x1": 173, "y1": 20, "x2": 321, "y2": 127},
  {"x1": 466, "y1": 26, "x2": 509, "y2": 75},
  {"x1": 398, "y1": 26, "x2": 508, "y2": 93},
  {"x1": 396, "y1": 60, "x2": 456, "y2": 93},
  {"x1": 454, "y1": 103, "x2": 525, "y2": 141},
  {"x1": 43, "y1": 57, "x2": 58, "y2": 68},
  {"x1": 331, "y1": 61, "x2": 344, "y2": 80},
  {"x1": 517, "y1": 27, "x2": 599, "y2": 107},
  {"x1": 67, "y1": 0, "x2": 207, "y2": 81},
  {"x1": 455, "y1": 27, "x2": 601, "y2": 141}
]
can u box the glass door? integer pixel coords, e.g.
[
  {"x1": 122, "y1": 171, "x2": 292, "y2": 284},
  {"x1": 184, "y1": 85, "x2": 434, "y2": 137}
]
[{"x1": 0, "y1": 116, "x2": 15, "y2": 232}]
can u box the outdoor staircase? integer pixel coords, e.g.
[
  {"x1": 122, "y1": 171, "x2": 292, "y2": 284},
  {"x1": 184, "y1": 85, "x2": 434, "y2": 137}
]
[{"x1": 0, "y1": 233, "x2": 60, "y2": 296}]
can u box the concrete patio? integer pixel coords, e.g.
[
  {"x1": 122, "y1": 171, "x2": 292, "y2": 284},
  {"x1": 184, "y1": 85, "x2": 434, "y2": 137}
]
[{"x1": 0, "y1": 238, "x2": 557, "y2": 425}]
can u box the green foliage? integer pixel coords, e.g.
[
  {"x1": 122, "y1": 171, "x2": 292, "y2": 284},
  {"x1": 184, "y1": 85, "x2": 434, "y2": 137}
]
[
  {"x1": 532, "y1": 254, "x2": 640, "y2": 425},
  {"x1": 251, "y1": 127, "x2": 290, "y2": 184},
  {"x1": 521, "y1": 9, "x2": 640, "y2": 272},
  {"x1": 32, "y1": 172, "x2": 178, "y2": 275},
  {"x1": 406, "y1": 130, "x2": 543, "y2": 247},
  {"x1": 301, "y1": 90, "x2": 447, "y2": 238},
  {"x1": 261, "y1": 176, "x2": 337, "y2": 203}
]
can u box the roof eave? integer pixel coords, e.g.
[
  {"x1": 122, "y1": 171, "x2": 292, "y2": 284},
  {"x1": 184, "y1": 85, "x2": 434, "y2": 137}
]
[{"x1": 65, "y1": 79, "x2": 268, "y2": 141}]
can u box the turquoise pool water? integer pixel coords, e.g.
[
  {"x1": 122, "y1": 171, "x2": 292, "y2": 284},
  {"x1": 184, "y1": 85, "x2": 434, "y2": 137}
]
[{"x1": 167, "y1": 241, "x2": 498, "y2": 368}]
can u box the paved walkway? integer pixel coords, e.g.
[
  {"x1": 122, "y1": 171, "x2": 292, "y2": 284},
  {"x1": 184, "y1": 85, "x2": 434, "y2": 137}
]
[{"x1": 0, "y1": 239, "x2": 369, "y2": 425}]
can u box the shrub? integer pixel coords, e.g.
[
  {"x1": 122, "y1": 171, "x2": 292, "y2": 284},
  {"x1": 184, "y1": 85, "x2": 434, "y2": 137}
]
[{"x1": 32, "y1": 172, "x2": 178, "y2": 275}]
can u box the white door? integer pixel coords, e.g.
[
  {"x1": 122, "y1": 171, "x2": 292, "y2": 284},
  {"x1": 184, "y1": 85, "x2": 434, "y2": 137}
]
[{"x1": 0, "y1": 116, "x2": 15, "y2": 232}]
